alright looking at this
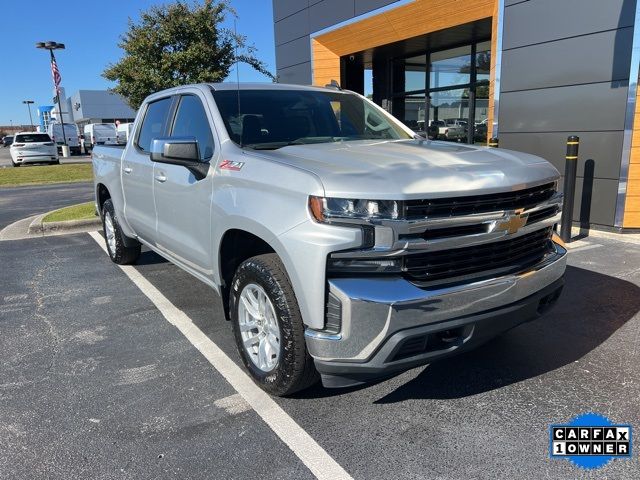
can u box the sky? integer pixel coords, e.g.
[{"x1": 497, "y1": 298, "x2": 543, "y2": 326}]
[{"x1": 0, "y1": 0, "x2": 276, "y2": 126}]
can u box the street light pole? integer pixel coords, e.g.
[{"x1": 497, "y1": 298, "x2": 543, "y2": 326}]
[
  {"x1": 22, "y1": 100, "x2": 35, "y2": 130},
  {"x1": 36, "y1": 41, "x2": 68, "y2": 156}
]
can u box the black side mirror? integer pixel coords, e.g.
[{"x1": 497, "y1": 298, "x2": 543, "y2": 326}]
[{"x1": 150, "y1": 137, "x2": 209, "y2": 180}]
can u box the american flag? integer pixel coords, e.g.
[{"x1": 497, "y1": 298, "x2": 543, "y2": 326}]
[{"x1": 51, "y1": 58, "x2": 61, "y2": 94}]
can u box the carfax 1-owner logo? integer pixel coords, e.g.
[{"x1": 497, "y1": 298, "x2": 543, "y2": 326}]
[{"x1": 550, "y1": 413, "x2": 633, "y2": 469}]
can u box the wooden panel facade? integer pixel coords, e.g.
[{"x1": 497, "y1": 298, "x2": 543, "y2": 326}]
[
  {"x1": 487, "y1": 0, "x2": 499, "y2": 140},
  {"x1": 313, "y1": 0, "x2": 494, "y2": 58},
  {"x1": 623, "y1": 87, "x2": 640, "y2": 227},
  {"x1": 311, "y1": 39, "x2": 340, "y2": 88}
]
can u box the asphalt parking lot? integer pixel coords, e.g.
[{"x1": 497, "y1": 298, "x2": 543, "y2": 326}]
[
  {"x1": 1, "y1": 193, "x2": 640, "y2": 479},
  {"x1": 0, "y1": 144, "x2": 91, "y2": 168}
]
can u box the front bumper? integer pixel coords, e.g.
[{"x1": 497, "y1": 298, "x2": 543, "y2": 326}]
[{"x1": 305, "y1": 241, "x2": 567, "y2": 387}]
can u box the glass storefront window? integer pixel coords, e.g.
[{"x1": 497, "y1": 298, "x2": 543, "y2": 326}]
[
  {"x1": 404, "y1": 54, "x2": 426, "y2": 92},
  {"x1": 399, "y1": 95, "x2": 426, "y2": 132},
  {"x1": 429, "y1": 46, "x2": 472, "y2": 89},
  {"x1": 476, "y1": 41, "x2": 491, "y2": 83},
  {"x1": 428, "y1": 88, "x2": 470, "y2": 140},
  {"x1": 391, "y1": 40, "x2": 490, "y2": 142}
]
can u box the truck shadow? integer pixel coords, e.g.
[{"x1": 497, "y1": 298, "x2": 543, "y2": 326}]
[
  {"x1": 135, "y1": 249, "x2": 170, "y2": 266},
  {"x1": 372, "y1": 265, "x2": 640, "y2": 403}
]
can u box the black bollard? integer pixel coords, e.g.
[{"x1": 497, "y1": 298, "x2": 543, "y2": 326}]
[{"x1": 560, "y1": 136, "x2": 579, "y2": 243}]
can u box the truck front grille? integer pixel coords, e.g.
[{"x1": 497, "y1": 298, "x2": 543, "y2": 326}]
[
  {"x1": 404, "y1": 182, "x2": 556, "y2": 219},
  {"x1": 403, "y1": 227, "x2": 554, "y2": 286}
]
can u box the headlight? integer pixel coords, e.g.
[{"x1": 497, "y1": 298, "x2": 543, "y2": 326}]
[{"x1": 309, "y1": 196, "x2": 402, "y2": 223}]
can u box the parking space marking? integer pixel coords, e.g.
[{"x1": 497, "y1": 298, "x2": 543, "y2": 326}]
[{"x1": 88, "y1": 232, "x2": 352, "y2": 480}]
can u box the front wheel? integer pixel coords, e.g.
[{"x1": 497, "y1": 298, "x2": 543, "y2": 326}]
[
  {"x1": 101, "y1": 199, "x2": 140, "y2": 265},
  {"x1": 230, "y1": 254, "x2": 318, "y2": 396}
]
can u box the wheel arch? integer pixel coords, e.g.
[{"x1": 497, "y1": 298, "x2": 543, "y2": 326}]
[
  {"x1": 218, "y1": 228, "x2": 277, "y2": 320},
  {"x1": 96, "y1": 183, "x2": 111, "y2": 216}
]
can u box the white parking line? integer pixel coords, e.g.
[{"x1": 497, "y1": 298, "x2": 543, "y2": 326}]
[{"x1": 88, "y1": 231, "x2": 351, "y2": 480}]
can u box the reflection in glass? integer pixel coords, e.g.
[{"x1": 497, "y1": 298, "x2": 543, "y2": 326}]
[
  {"x1": 476, "y1": 41, "x2": 491, "y2": 83},
  {"x1": 428, "y1": 89, "x2": 469, "y2": 142},
  {"x1": 401, "y1": 95, "x2": 427, "y2": 132},
  {"x1": 429, "y1": 46, "x2": 471, "y2": 89},
  {"x1": 404, "y1": 54, "x2": 426, "y2": 92},
  {"x1": 474, "y1": 83, "x2": 490, "y2": 144}
]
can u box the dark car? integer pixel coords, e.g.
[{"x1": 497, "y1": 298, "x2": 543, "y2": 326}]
[
  {"x1": 474, "y1": 120, "x2": 488, "y2": 143},
  {"x1": 2, "y1": 135, "x2": 14, "y2": 147}
]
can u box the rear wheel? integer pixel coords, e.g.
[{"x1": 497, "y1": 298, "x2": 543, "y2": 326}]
[
  {"x1": 230, "y1": 253, "x2": 318, "y2": 396},
  {"x1": 101, "y1": 199, "x2": 140, "y2": 265}
]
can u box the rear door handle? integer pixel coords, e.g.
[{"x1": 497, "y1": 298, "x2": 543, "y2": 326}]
[
  {"x1": 123, "y1": 167, "x2": 132, "y2": 174},
  {"x1": 154, "y1": 174, "x2": 167, "y2": 183}
]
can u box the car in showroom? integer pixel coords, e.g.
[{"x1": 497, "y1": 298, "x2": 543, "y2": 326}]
[{"x1": 9, "y1": 132, "x2": 59, "y2": 166}]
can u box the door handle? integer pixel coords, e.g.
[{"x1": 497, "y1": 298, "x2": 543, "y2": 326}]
[
  {"x1": 123, "y1": 167, "x2": 132, "y2": 174},
  {"x1": 154, "y1": 174, "x2": 167, "y2": 183}
]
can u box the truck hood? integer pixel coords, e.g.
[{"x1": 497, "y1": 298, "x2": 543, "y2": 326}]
[{"x1": 253, "y1": 139, "x2": 559, "y2": 199}]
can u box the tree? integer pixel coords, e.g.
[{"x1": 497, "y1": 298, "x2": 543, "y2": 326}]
[{"x1": 103, "y1": 0, "x2": 274, "y2": 108}]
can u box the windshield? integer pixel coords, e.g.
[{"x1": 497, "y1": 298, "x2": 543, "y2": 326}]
[
  {"x1": 212, "y1": 89, "x2": 411, "y2": 149},
  {"x1": 15, "y1": 134, "x2": 51, "y2": 143}
]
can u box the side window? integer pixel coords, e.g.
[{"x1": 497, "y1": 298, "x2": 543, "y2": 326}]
[
  {"x1": 137, "y1": 97, "x2": 172, "y2": 152},
  {"x1": 171, "y1": 95, "x2": 215, "y2": 160}
]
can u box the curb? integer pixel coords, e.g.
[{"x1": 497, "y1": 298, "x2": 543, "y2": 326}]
[{"x1": 28, "y1": 214, "x2": 101, "y2": 235}]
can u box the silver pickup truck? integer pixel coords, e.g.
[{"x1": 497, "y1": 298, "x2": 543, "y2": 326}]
[{"x1": 92, "y1": 83, "x2": 566, "y2": 396}]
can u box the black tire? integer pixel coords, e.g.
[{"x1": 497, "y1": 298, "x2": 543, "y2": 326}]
[
  {"x1": 101, "y1": 199, "x2": 141, "y2": 265},
  {"x1": 230, "y1": 253, "x2": 319, "y2": 396},
  {"x1": 51, "y1": 160, "x2": 60, "y2": 165},
  {"x1": 11, "y1": 161, "x2": 19, "y2": 167}
]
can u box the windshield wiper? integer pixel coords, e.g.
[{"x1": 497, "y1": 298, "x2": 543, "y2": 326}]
[
  {"x1": 244, "y1": 142, "x2": 290, "y2": 150},
  {"x1": 245, "y1": 137, "x2": 339, "y2": 150}
]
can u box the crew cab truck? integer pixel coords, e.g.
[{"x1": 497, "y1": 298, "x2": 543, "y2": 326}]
[{"x1": 92, "y1": 83, "x2": 567, "y2": 396}]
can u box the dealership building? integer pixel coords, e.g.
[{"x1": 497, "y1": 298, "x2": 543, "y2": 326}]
[
  {"x1": 272, "y1": 0, "x2": 640, "y2": 230},
  {"x1": 47, "y1": 89, "x2": 136, "y2": 131}
]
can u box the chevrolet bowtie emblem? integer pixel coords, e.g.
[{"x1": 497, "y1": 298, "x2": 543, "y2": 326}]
[{"x1": 496, "y1": 209, "x2": 528, "y2": 234}]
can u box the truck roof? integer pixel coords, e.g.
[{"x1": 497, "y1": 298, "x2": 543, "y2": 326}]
[
  {"x1": 208, "y1": 82, "x2": 344, "y2": 93},
  {"x1": 143, "y1": 83, "x2": 349, "y2": 103}
]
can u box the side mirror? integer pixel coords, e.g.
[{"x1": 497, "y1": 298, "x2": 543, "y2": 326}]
[{"x1": 150, "y1": 137, "x2": 209, "y2": 180}]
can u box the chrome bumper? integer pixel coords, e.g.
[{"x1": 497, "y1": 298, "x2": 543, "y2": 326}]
[{"x1": 305, "y1": 240, "x2": 567, "y2": 363}]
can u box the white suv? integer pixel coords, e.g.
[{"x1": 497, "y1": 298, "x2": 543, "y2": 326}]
[{"x1": 10, "y1": 132, "x2": 59, "y2": 167}]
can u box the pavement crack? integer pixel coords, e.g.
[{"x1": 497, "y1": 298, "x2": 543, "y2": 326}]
[{"x1": 28, "y1": 248, "x2": 63, "y2": 377}]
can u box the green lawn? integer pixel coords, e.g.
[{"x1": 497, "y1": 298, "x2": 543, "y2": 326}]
[
  {"x1": 0, "y1": 164, "x2": 93, "y2": 187},
  {"x1": 42, "y1": 202, "x2": 96, "y2": 223}
]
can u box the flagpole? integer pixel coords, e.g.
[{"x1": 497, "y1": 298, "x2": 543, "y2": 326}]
[{"x1": 50, "y1": 49, "x2": 67, "y2": 147}]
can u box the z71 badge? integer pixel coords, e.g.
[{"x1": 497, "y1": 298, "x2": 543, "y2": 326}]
[{"x1": 219, "y1": 160, "x2": 244, "y2": 171}]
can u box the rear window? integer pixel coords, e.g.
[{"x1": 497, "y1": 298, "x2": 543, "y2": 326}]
[
  {"x1": 93, "y1": 124, "x2": 116, "y2": 135},
  {"x1": 51, "y1": 124, "x2": 77, "y2": 131},
  {"x1": 15, "y1": 134, "x2": 51, "y2": 143}
]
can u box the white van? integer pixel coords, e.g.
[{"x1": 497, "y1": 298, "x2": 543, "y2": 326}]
[
  {"x1": 47, "y1": 123, "x2": 81, "y2": 155},
  {"x1": 84, "y1": 123, "x2": 117, "y2": 152},
  {"x1": 116, "y1": 123, "x2": 133, "y2": 145}
]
